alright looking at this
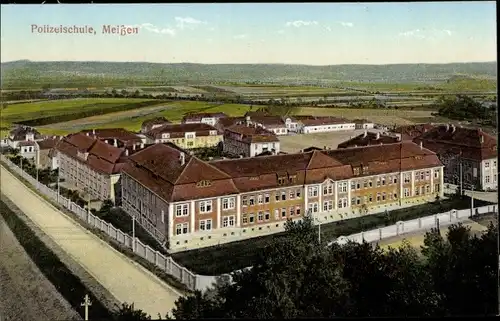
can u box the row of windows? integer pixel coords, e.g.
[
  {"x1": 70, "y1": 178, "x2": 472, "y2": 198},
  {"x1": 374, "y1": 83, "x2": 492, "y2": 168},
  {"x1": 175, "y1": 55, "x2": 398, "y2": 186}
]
[
  {"x1": 242, "y1": 189, "x2": 302, "y2": 206},
  {"x1": 175, "y1": 216, "x2": 235, "y2": 235},
  {"x1": 485, "y1": 160, "x2": 497, "y2": 168},
  {"x1": 242, "y1": 206, "x2": 301, "y2": 224}
]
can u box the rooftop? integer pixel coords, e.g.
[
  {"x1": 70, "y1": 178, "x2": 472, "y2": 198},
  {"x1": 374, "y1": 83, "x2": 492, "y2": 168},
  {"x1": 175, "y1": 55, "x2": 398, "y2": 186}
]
[
  {"x1": 141, "y1": 117, "x2": 171, "y2": 127},
  {"x1": 224, "y1": 124, "x2": 280, "y2": 143},
  {"x1": 182, "y1": 112, "x2": 228, "y2": 122},
  {"x1": 79, "y1": 128, "x2": 143, "y2": 146},
  {"x1": 146, "y1": 123, "x2": 219, "y2": 139},
  {"x1": 123, "y1": 141, "x2": 442, "y2": 202},
  {"x1": 337, "y1": 131, "x2": 400, "y2": 149}
]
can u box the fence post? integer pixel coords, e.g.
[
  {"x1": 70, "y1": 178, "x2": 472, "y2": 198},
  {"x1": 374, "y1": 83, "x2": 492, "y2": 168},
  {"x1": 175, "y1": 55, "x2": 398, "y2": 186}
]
[
  {"x1": 154, "y1": 252, "x2": 158, "y2": 266},
  {"x1": 449, "y1": 211, "x2": 453, "y2": 222},
  {"x1": 418, "y1": 217, "x2": 422, "y2": 229},
  {"x1": 360, "y1": 232, "x2": 364, "y2": 243},
  {"x1": 166, "y1": 256, "x2": 173, "y2": 273},
  {"x1": 378, "y1": 228, "x2": 382, "y2": 240}
]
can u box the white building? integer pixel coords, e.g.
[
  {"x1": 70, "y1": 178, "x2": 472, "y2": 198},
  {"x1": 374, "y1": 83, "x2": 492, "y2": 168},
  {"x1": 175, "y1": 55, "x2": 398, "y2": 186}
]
[
  {"x1": 6, "y1": 125, "x2": 44, "y2": 149},
  {"x1": 182, "y1": 112, "x2": 228, "y2": 127},
  {"x1": 299, "y1": 117, "x2": 356, "y2": 134},
  {"x1": 223, "y1": 124, "x2": 280, "y2": 158},
  {"x1": 353, "y1": 119, "x2": 376, "y2": 130}
]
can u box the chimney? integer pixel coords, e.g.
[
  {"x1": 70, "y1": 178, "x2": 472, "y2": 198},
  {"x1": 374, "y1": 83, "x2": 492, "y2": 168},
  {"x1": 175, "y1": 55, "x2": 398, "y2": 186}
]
[
  {"x1": 52, "y1": 136, "x2": 56, "y2": 139},
  {"x1": 445, "y1": 124, "x2": 450, "y2": 131},
  {"x1": 246, "y1": 115, "x2": 251, "y2": 126},
  {"x1": 376, "y1": 132, "x2": 380, "y2": 140},
  {"x1": 480, "y1": 135, "x2": 484, "y2": 144},
  {"x1": 140, "y1": 143, "x2": 144, "y2": 148},
  {"x1": 324, "y1": 145, "x2": 327, "y2": 150},
  {"x1": 419, "y1": 141, "x2": 423, "y2": 150},
  {"x1": 179, "y1": 152, "x2": 186, "y2": 165},
  {"x1": 92, "y1": 129, "x2": 96, "y2": 135},
  {"x1": 86, "y1": 132, "x2": 90, "y2": 136},
  {"x1": 451, "y1": 124, "x2": 456, "y2": 133},
  {"x1": 132, "y1": 144, "x2": 136, "y2": 150},
  {"x1": 125, "y1": 149, "x2": 129, "y2": 156},
  {"x1": 363, "y1": 130, "x2": 367, "y2": 138},
  {"x1": 113, "y1": 139, "x2": 118, "y2": 147},
  {"x1": 239, "y1": 155, "x2": 244, "y2": 158}
]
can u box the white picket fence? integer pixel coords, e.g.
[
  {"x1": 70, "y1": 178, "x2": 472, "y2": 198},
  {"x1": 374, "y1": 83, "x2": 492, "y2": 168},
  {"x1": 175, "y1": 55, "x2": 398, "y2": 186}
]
[
  {"x1": 0, "y1": 155, "x2": 198, "y2": 291},
  {"x1": 2, "y1": 154, "x2": 498, "y2": 293},
  {"x1": 328, "y1": 204, "x2": 497, "y2": 246}
]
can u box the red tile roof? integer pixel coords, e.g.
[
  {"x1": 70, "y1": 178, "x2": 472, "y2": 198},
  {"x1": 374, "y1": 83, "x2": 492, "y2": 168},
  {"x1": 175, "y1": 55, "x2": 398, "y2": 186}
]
[
  {"x1": 337, "y1": 131, "x2": 400, "y2": 149},
  {"x1": 123, "y1": 141, "x2": 442, "y2": 202},
  {"x1": 18, "y1": 140, "x2": 37, "y2": 147},
  {"x1": 55, "y1": 133, "x2": 129, "y2": 175},
  {"x1": 248, "y1": 115, "x2": 286, "y2": 128},
  {"x1": 38, "y1": 137, "x2": 62, "y2": 150},
  {"x1": 79, "y1": 128, "x2": 143, "y2": 147},
  {"x1": 413, "y1": 125, "x2": 497, "y2": 161},
  {"x1": 224, "y1": 125, "x2": 279, "y2": 143},
  {"x1": 393, "y1": 124, "x2": 435, "y2": 140},
  {"x1": 145, "y1": 123, "x2": 219, "y2": 139}
]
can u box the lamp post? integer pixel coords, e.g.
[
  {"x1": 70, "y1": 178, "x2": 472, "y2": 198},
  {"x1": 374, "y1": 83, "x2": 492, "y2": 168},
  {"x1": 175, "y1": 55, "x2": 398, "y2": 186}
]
[{"x1": 132, "y1": 213, "x2": 136, "y2": 252}]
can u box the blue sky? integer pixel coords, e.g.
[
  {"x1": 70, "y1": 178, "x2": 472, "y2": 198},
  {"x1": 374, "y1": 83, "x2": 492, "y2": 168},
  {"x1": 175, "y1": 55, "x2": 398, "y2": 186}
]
[{"x1": 0, "y1": 2, "x2": 496, "y2": 65}]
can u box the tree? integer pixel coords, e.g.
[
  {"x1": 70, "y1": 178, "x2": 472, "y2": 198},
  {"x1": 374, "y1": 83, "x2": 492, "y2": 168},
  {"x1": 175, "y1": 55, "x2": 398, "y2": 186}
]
[
  {"x1": 171, "y1": 220, "x2": 497, "y2": 318},
  {"x1": 114, "y1": 303, "x2": 151, "y2": 321}
]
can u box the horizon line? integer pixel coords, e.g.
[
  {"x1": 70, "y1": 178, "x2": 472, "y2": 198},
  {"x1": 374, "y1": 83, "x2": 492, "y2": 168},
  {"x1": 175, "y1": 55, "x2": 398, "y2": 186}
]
[{"x1": 1, "y1": 59, "x2": 497, "y2": 67}]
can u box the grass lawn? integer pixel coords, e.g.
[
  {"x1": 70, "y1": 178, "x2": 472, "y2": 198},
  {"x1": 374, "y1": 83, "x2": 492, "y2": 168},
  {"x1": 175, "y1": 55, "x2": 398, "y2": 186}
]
[
  {"x1": 2, "y1": 98, "x2": 168, "y2": 126},
  {"x1": 172, "y1": 196, "x2": 493, "y2": 275}
]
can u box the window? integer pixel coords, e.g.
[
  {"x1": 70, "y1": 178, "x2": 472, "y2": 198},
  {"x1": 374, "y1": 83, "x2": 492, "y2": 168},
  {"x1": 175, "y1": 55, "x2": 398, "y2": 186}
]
[
  {"x1": 187, "y1": 141, "x2": 194, "y2": 147},
  {"x1": 258, "y1": 194, "x2": 263, "y2": 204},
  {"x1": 394, "y1": 193, "x2": 398, "y2": 199},
  {"x1": 339, "y1": 182, "x2": 348, "y2": 193},
  {"x1": 186, "y1": 134, "x2": 195, "y2": 139},
  {"x1": 175, "y1": 204, "x2": 189, "y2": 217},
  {"x1": 264, "y1": 194, "x2": 270, "y2": 203},
  {"x1": 368, "y1": 180, "x2": 373, "y2": 188},
  {"x1": 249, "y1": 197, "x2": 255, "y2": 206},
  {"x1": 175, "y1": 223, "x2": 189, "y2": 235},
  {"x1": 249, "y1": 214, "x2": 255, "y2": 223},
  {"x1": 258, "y1": 211, "x2": 264, "y2": 222},
  {"x1": 404, "y1": 188, "x2": 411, "y2": 197},
  {"x1": 434, "y1": 184, "x2": 440, "y2": 192},
  {"x1": 265, "y1": 211, "x2": 270, "y2": 221},
  {"x1": 323, "y1": 200, "x2": 333, "y2": 211},
  {"x1": 288, "y1": 189, "x2": 295, "y2": 199},
  {"x1": 338, "y1": 197, "x2": 348, "y2": 208},
  {"x1": 242, "y1": 196, "x2": 248, "y2": 206},
  {"x1": 381, "y1": 177, "x2": 386, "y2": 185},
  {"x1": 425, "y1": 171, "x2": 430, "y2": 180},
  {"x1": 323, "y1": 183, "x2": 334, "y2": 195},
  {"x1": 420, "y1": 172, "x2": 424, "y2": 180},
  {"x1": 281, "y1": 208, "x2": 287, "y2": 218},
  {"x1": 296, "y1": 189, "x2": 301, "y2": 198},
  {"x1": 200, "y1": 219, "x2": 212, "y2": 231},
  {"x1": 404, "y1": 174, "x2": 411, "y2": 183},
  {"x1": 308, "y1": 202, "x2": 319, "y2": 213},
  {"x1": 199, "y1": 200, "x2": 213, "y2": 213},
  {"x1": 494, "y1": 161, "x2": 497, "y2": 168},
  {"x1": 376, "y1": 178, "x2": 381, "y2": 187},
  {"x1": 425, "y1": 185, "x2": 431, "y2": 193},
  {"x1": 308, "y1": 186, "x2": 319, "y2": 197},
  {"x1": 222, "y1": 215, "x2": 235, "y2": 227},
  {"x1": 275, "y1": 192, "x2": 280, "y2": 202},
  {"x1": 486, "y1": 175, "x2": 490, "y2": 183},
  {"x1": 290, "y1": 207, "x2": 295, "y2": 216},
  {"x1": 434, "y1": 169, "x2": 439, "y2": 179},
  {"x1": 376, "y1": 193, "x2": 381, "y2": 201},
  {"x1": 356, "y1": 197, "x2": 361, "y2": 205},
  {"x1": 281, "y1": 191, "x2": 286, "y2": 201},
  {"x1": 393, "y1": 176, "x2": 398, "y2": 184},
  {"x1": 243, "y1": 214, "x2": 248, "y2": 224},
  {"x1": 382, "y1": 192, "x2": 386, "y2": 200},
  {"x1": 296, "y1": 206, "x2": 301, "y2": 216},
  {"x1": 485, "y1": 161, "x2": 490, "y2": 168},
  {"x1": 351, "y1": 181, "x2": 356, "y2": 190},
  {"x1": 415, "y1": 187, "x2": 420, "y2": 196},
  {"x1": 222, "y1": 197, "x2": 235, "y2": 210},
  {"x1": 368, "y1": 194, "x2": 373, "y2": 202},
  {"x1": 274, "y1": 209, "x2": 279, "y2": 220}
]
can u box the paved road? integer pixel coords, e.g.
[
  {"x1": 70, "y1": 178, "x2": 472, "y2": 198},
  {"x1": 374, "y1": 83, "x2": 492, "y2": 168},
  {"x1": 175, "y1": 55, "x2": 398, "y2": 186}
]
[
  {"x1": 444, "y1": 184, "x2": 498, "y2": 203},
  {"x1": 0, "y1": 215, "x2": 81, "y2": 321},
  {"x1": 0, "y1": 166, "x2": 181, "y2": 318}
]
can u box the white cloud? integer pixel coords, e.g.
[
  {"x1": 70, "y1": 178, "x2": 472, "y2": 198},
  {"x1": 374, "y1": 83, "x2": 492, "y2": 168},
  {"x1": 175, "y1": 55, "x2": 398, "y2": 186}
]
[
  {"x1": 285, "y1": 20, "x2": 318, "y2": 28},
  {"x1": 174, "y1": 16, "x2": 206, "y2": 30},
  {"x1": 135, "y1": 23, "x2": 176, "y2": 36},
  {"x1": 338, "y1": 21, "x2": 354, "y2": 28},
  {"x1": 233, "y1": 34, "x2": 247, "y2": 39},
  {"x1": 398, "y1": 28, "x2": 452, "y2": 39}
]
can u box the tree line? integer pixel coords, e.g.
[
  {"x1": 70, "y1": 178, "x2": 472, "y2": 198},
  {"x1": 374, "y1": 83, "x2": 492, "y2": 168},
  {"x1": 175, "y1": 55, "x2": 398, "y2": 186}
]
[{"x1": 114, "y1": 215, "x2": 497, "y2": 319}]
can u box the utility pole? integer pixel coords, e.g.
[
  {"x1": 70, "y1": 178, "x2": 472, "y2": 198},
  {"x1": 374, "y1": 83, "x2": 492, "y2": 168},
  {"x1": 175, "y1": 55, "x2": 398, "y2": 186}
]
[
  {"x1": 470, "y1": 184, "x2": 475, "y2": 218},
  {"x1": 132, "y1": 214, "x2": 136, "y2": 252},
  {"x1": 81, "y1": 294, "x2": 92, "y2": 321}
]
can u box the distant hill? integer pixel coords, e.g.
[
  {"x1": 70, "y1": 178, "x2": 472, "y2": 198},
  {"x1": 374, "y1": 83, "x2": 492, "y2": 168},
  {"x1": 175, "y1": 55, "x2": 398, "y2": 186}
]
[{"x1": 0, "y1": 60, "x2": 497, "y2": 89}]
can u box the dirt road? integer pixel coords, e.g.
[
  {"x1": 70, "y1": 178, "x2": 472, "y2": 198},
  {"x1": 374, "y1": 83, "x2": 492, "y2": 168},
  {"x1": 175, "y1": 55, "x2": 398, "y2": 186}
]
[
  {"x1": 0, "y1": 215, "x2": 81, "y2": 321},
  {"x1": 0, "y1": 166, "x2": 182, "y2": 318}
]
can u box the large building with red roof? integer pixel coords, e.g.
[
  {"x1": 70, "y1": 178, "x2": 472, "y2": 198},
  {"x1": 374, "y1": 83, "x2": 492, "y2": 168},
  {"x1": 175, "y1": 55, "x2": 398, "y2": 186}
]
[{"x1": 121, "y1": 141, "x2": 444, "y2": 251}]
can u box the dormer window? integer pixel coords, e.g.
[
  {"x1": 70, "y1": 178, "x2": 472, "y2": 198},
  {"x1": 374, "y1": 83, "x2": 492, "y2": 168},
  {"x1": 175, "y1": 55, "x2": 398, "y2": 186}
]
[
  {"x1": 353, "y1": 167, "x2": 361, "y2": 176},
  {"x1": 77, "y1": 151, "x2": 89, "y2": 160},
  {"x1": 210, "y1": 130, "x2": 217, "y2": 136},
  {"x1": 414, "y1": 156, "x2": 423, "y2": 160},
  {"x1": 277, "y1": 175, "x2": 287, "y2": 185},
  {"x1": 362, "y1": 165, "x2": 369, "y2": 175},
  {"x1": 196, "y1": 180, "x2": 212, "y2": 188},
  {"x1": 289, "y1": 175, "x2": 297, "y2": 183},
  {"x1": 162, "y1": 133, "x2": 170, "y2": 139}
]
